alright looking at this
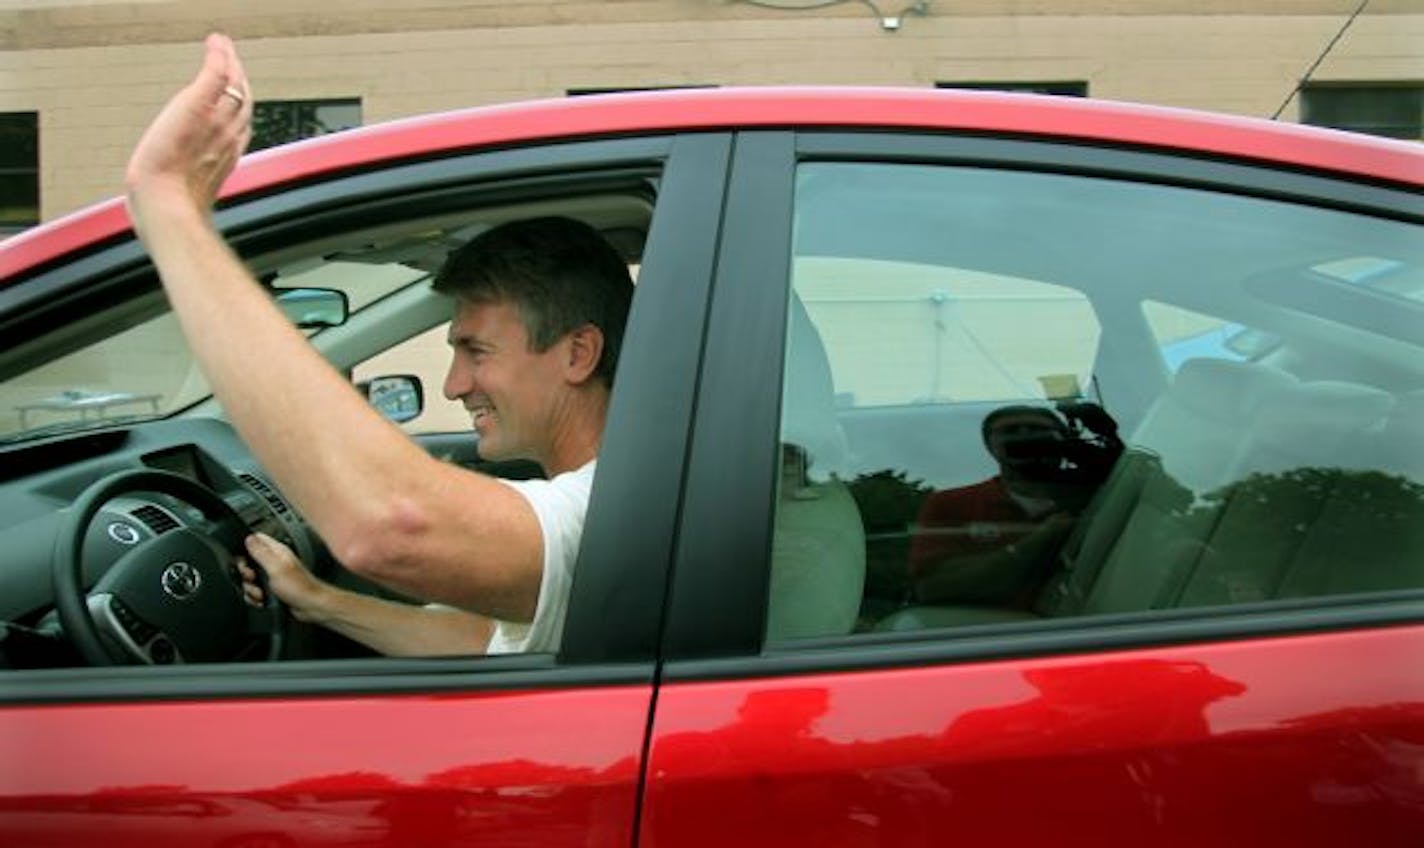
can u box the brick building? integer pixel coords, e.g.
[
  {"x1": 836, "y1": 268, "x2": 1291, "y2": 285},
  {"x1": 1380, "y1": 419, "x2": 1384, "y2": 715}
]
[{"x1": 2, "y1": 0, "x2": 1421, "y2": 233}]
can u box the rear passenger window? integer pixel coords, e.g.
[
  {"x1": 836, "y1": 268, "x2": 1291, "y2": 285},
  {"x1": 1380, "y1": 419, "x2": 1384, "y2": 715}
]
[{"x1": 768, "y1": 161, "x2": 1424, "y2": 642}]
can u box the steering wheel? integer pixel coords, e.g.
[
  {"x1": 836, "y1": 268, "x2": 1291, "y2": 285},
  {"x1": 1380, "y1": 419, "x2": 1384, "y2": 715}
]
[{"x1": 52, "y1": 469, "x2": 286, "y2": 665}]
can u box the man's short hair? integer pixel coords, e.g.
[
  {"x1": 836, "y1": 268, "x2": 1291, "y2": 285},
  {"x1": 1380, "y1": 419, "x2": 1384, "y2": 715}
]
[{"x1": 433, "y1": 216, "x2": 634, "y2": 386}]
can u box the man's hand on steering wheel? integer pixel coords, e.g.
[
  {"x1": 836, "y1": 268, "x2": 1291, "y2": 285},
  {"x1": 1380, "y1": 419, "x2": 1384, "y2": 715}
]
[
  {"x1": 237, "y1": 532, "x2": 329, "y2": 625},
  {"x1": 54, "y1": 469, "x2": 286, "y2": 666}
]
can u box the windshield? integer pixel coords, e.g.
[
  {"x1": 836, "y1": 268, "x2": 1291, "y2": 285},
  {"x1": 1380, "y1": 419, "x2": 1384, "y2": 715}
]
[
  {"x1": 0, "y1": 308, "x2": 207, "y2": 442},
  {"x1": 0, "y1": 258, "x2": 431, "y2": 444}
]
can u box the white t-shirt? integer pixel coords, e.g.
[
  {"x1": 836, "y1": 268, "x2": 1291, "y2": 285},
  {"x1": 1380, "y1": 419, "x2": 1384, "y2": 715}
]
[{"x1": 484, "y1": 460, "x2": 597, "y2": 655}]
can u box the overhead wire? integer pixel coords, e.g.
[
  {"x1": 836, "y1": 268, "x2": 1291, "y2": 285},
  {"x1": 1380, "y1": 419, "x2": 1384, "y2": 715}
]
[{"x1": 1270, "y1": 0, "x2": 1372, "y2": 120}]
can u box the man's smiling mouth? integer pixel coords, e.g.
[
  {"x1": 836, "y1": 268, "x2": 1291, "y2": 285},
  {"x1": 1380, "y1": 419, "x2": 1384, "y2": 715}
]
[{"x1": 471, "y1": 406, "x2": 494, "y2": 425}]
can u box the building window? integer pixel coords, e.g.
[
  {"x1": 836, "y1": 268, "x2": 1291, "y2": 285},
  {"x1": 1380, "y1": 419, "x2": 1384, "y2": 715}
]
[
  {"x1": 251, "y1": 99, "x2": 362, "y2": 152},
  {"x1": 0, "y1": 112, "x2": 39, "y2": 232},
  {"x1": 936, "y1": 81, "x2": 1087, "y2": 97},
  {"x1": 1301, "y1": 84, "x2": 1423, "y2": 140},
  {"x1": 566, "y1": 85, "x2": 716, "y2": 97}
]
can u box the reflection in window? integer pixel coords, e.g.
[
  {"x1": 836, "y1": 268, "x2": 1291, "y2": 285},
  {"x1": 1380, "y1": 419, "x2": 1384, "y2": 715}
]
[
  {"x1": 1144, "y1": 301, "x2": 1280, "y2": 374},
  {"x1": 936, "y1": 81, "x2": 1087, "y2": 97},
  {"x1": 770, "y1": 160, "x2": 1424, "y2": 643},
  {"x1": 0, "y1": 112, "x2": 39, "y2": 232},
  {"x1": 1301, "y1": 84, "x2": 1422, "y2": 140},
  {"x1": 1304, "y1": 82, "x2": 1424, "y2": 139},
  {"x1": 0, "y1": 307, "x2": 208, "y2": 439},
  {"x1": 798, "y1": 258, "x2": 1099, "y2": 407},
  {"x1": 251, "y1": 99, "x2": 362, "y2": 151},
  {"x1": 1311, "y1": 255, "x2": 1424, "y2": 305},
  {"x1": 567, "y1": 85, "x2": 716, "y2": 96}
]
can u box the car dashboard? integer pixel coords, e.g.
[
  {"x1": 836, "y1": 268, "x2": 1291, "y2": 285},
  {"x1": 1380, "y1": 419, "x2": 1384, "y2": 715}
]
[{"x1": 0, "y1": 417, "x2": 320, "y2": 669}]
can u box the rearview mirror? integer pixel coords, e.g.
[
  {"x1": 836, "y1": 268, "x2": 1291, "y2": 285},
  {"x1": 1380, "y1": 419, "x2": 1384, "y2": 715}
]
[
  {"x1": 358, "y1": 374, "x2": 424, "y2": 424},
  {"x1": 274, "y1": 288, "x2": 349, "y2": 328}
]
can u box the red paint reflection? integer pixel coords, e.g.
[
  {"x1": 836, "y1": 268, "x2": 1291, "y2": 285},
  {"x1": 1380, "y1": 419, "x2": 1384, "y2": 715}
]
[{"x1": 644, "y1": 654, "x2": 1424, "y2": 847}]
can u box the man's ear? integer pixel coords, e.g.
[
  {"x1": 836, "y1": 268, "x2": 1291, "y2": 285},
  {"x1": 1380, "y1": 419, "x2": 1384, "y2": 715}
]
[{"x1": 563, "y1": 323, "x2": 605, "y2": 385}]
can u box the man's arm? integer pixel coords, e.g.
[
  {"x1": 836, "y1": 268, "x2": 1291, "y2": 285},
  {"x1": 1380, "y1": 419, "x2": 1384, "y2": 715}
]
[
  {"x1": 124, "y1": 35, "x2": 542, "y2": 622},
  {"x1": 913, "y1": 513, "x2": 1075, "y2": 605},
  {"x1": 238, "y1": 534, "x2": 493, "y2": 656}
]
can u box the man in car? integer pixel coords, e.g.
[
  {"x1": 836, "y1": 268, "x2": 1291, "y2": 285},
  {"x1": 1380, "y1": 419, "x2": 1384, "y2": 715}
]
[{"x1": 124, "y1": 34, "x2": 632, "y2": 655}]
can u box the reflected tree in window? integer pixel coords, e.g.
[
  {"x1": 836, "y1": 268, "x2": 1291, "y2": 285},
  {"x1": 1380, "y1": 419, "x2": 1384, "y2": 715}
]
[{"x1": 251, "y1": 99, "x2": 361, "y2": 152}]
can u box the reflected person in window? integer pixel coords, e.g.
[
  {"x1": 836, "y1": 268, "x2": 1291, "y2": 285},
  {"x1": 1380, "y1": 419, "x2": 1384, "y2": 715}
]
[{"x1": 907, "y1": 405, "x2": 1085, "y2": 608}]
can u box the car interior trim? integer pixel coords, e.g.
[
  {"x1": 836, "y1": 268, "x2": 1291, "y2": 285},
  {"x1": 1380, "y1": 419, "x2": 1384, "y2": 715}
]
[
  {"x1": 0, "y1": 656, "x2": 656, "y2": 706},
  {"x1": 561, "y1": 132, "x2": 735, "y2": 664},
  {"x1": 797, "y1": 131, "x2": 1424, "y2": 221},
  {"x1": 662, "y1": 131, "x2": 797, "y2": 661}
]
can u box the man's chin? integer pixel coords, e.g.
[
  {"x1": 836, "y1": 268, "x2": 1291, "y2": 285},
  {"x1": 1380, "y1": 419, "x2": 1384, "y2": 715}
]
[
  {"x1": 475, "y1": 436, "x2": 506, "y2": 461},
  {"x1": 474, "y1": 436, "x2": 528, "y2": 464}
]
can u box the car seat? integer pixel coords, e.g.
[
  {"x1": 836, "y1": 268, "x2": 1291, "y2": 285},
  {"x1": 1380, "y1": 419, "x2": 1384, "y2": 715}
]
[
  {"x1": 877, "y1": 359, "x2": 1421, "y2": 633},
  {"x1": 766, "y1": 295, "x2": 867, "y2": 640}
]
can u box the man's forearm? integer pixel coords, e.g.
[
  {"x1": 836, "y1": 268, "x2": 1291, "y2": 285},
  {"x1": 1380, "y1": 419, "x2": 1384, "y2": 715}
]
[
  {"x1": 121, "y1": 34, "x2": 547, "y2": 624},
  {"x1": 139, "y1": 206, "x2": 542, "y2": 619},
  {"x1": 120, "y1": 30, "x2": 448, "y2": 587},
  {"x1": 140, "y1": 205, "x2": 429, "y2": 543},
  {"x1": 301, "y1": 582, "x2": 494, "y2": 657}
]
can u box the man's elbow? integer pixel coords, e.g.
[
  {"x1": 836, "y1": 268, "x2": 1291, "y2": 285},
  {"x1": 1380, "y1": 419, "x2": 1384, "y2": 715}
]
[
  {"x1": 327, "y1": 496, "x2": 432, "y2": 584},
  {"x1": 325, "y1": 491, "x2": 540, "y2": 622}
]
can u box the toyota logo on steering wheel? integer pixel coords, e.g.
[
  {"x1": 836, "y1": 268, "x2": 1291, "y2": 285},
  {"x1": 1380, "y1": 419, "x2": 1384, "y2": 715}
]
[{"x1": 160, "y1": 562, "x2": 202, "y2": 600}]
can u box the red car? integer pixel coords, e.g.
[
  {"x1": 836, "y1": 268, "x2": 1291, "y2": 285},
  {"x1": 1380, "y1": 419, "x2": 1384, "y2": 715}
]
[{"x1": 1, "y1": 88, "x2": 1422, "y2": 847}]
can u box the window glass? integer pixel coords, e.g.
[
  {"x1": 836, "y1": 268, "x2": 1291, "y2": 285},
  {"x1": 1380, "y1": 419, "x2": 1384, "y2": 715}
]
[
  {"x1": 801, "y1": 258, "x2": 1099, "y2": 407},
  {"x1": 0, "y1": 305, "x2": 210, "y2": 436},
  {"x1": 0, "y1": 194, "x2": 651, "y2": 451},
  {"x1": 1301, "y1": 84, "x2": 1423, "y2": 140},
  {"x1": 936, "y1": 81, "x2": 1087, "y2": 97},
  {"x1": 567, "y1": 85, "x2": 716, "y2": 96},
  {"x1": 769, "y1": 161, "x2": 1424, "y2": 643},
  {"x1": 1145, "y1": 301, "x2": 1280, "y2": 373},
  {"x1": 251, "y1": 99, "x2": 361, "y2": 151},
  {"x1": 0, "y1": 112, "x2": 39, "y2": 231}
]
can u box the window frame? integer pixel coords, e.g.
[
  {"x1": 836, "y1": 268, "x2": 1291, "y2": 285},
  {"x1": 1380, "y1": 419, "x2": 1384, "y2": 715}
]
[
  {"x1": 661, "y1": 128, "x2": 1424, "y2": 681},
  {"x1": 1, "y1": 131, "x2": 733, "y2": 704}
]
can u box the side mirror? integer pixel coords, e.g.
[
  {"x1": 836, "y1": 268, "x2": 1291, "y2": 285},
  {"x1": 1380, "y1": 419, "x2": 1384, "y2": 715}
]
[
  {"x1": 359, "y1": 375, "x2": 425, "y2": 424},
  {"x1": 274, "y1": 288, "x2": 349, "y2": 328}
]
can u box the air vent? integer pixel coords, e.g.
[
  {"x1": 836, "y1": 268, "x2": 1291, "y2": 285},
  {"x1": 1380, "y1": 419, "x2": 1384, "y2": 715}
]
[
  {"x1": 239, "y1": 473, "x2": 291, "y2": 517},
  {"x1": 131, "y1": 504, "x2": 179, "y2": 535}
]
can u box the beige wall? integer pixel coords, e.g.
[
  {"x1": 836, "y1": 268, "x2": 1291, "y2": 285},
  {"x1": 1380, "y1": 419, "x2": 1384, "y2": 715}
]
[{"x1": 3, "y1": 0, "x2": 1422, "y2": 221}]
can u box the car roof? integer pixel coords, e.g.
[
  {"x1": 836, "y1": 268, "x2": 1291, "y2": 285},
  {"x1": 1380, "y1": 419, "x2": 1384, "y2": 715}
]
[{"x1": 3, "y1": 86, "x2": 1421, "y2": 283}]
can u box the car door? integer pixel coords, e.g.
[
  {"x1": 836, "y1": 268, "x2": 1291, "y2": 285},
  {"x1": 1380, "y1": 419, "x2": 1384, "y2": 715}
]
[
  {"x1": 640, "y1": 130, "x2": 1424, "y2": 846},
  {"x1": 0, "y1": 132, "x2": 731, "y2": 847}
]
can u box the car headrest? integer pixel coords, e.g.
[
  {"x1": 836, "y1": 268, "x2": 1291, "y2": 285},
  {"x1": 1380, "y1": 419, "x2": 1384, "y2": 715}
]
[{"x1": 780, "y1": 294, "x2": 851, "y2": 482}]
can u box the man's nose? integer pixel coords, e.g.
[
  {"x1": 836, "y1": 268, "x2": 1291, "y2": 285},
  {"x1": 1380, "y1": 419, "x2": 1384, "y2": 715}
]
[{"x1": 443, "y1": 357, "x2": 469, "y2": 402}]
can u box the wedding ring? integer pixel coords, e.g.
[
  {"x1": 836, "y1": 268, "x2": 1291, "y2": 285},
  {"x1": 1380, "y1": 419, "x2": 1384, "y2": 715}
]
[{"x1": 221, "y1": 85, "x2": 246, "y2": 106}]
